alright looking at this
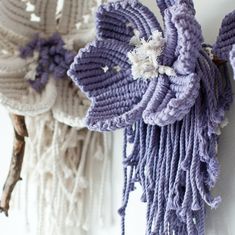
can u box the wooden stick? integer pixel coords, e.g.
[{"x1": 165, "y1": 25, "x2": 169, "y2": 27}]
[
  {"x1": 213, "y1": 55, "x2": 227, "y2": 66},
  {"x1": 0, "y1": 114, "x2": 28, "y2": 216}
]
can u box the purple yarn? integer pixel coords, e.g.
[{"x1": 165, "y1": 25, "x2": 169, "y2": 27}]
[
  {"x1": 118, "y1": 50, "x2": 232, "y2": 235},
  {"x1": 68, "y1": 0, "x2": 202, "y2": 129},
  {"x1": 213, "y1": 10, "x2": 235, "y2": 61},
  {"x1": 156, "y1": 0, "x2": 195, "y2": 16},
  {"x1": 214, "y1": 8, "x2": 235, "y2": 78},
  {"x1": 68, "y1": 0, "x2": 233, "y2": 234},
  {"x1": 20, "y1": 33, "x2": 76, "y2": 91}
]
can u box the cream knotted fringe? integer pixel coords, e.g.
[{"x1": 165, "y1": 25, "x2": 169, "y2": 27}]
[{"x1": 13, "y1": 112, "x2": 113, "y2": 235}]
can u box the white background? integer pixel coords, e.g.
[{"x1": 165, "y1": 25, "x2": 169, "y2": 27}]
[{"x1": 0, "y1": 0, "x2": 235, "y2": 234}]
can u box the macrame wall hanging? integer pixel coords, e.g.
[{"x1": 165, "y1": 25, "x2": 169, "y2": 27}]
[
  {"x1": 68, "y1": 0, "x2": 234, "y2": 234},
  {"x1": 0, "y1": 0, "x2": 113, "y2": 234}
]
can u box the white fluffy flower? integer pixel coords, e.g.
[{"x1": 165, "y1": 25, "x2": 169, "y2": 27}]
[{"x1": 128, "y1": 30, "x2": 176, "y2": 80}]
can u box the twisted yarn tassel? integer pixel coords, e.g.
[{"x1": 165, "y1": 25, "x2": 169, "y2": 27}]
[
  {"x1": 118, "y1": 50, "x2": 232, "y2": 235},
  {"x1": 15, "y1": 112, "x2": 112, "y2": 235}
]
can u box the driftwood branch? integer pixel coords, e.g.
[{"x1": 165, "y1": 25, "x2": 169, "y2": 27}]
[
  {"x1": 213, "y1": 55, "x2": 227, "y2": 66},
  {"x1": 0, "y1": 114, "x2": 28, "y2": 216}
]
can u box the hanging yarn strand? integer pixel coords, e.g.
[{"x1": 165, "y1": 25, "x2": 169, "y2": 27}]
[
  {"x1": 18, "y1": 113, "x2": 113, "y2": 235},
  {"x1": 118, "y1": 50, "x2": 232, "y2": 235}
]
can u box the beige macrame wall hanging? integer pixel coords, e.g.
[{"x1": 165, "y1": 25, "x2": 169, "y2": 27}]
[{"x1": 0, "y1": 0, "x2": 113, "y2": 234}]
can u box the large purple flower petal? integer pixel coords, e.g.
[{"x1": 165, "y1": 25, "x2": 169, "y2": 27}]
[
  {"x1": 96, "y1": 0, "x2": 162, "y2": 42},
  {"x1": 156, "y1": 0, "x2": 195, "y2": 16},
  {"x1": 143, "y1": 72, "x2": 200, "y2": 126},
  {"x1": 143, "y1": 3, "x2": 202, "y2": 126},
  {"x1": 69, "y1": 1, "x2": 202, "y2": 130},
  {"x1": 68, "y1": 39, "x2": 154, "y2": 131},
  {"x1": 164, "y1": 3, "x2": 202, "y2": 74},
  {"x1": 213, "y1": 10, "x2": 235, "y2": 60}
]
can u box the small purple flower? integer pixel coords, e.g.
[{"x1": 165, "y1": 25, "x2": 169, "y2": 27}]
[
  {"x1": 20, "y1": 33, "x2": 76, "y2": 92},
  {"x1": 68, "y1": 0, "x2": 202, "y2": 131}
]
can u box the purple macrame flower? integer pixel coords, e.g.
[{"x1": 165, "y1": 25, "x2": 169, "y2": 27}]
[
  {"x1": 20, "y1": 33, "x2": 76, "y2": 91},
  {"x1": 68, "y1": 1, "x2": 233, "y2": 235},
  {"x1": 213, "y1": 9, "x2": 235, "y2": 79},
  {"x1": 68, "y1": 0, "x2": 202, "y2": 131}
]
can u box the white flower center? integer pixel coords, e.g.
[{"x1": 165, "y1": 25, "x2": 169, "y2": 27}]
[{"x1": 128, "y1": 30, "x2": 176, "y2": 80}]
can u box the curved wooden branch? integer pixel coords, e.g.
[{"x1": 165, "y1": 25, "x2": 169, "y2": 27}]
[{"x1": 0, "y1": 114, "x2": 28, "y2": 216}]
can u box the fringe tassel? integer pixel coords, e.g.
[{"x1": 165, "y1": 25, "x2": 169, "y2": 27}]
[
  {"x1": 119, "y1": 50, "x2": 233, "y2": 235},
  {"x1": 14, "y1": 112, "x2": 112, "y2": 235}
]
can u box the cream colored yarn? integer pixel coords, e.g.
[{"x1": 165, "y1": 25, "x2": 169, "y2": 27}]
[
  {"x1": 0, "y1": 0, "x2": 104, "y2": 126},
  {"x1": 17, "y1": 113, "x2": 113, "y2": 235},
  {"x1": 0, "y1": 1, "x2": 113, "y2": 235}
]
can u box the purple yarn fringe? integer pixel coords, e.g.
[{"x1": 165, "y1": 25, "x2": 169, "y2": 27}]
[{"x1": 118, "y1": 50, "x2": 232, "y2": 235}]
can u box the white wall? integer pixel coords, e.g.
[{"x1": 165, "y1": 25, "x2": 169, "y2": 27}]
[{"x1": 0, "y1": 0, "x2": 235, "y2": 234}]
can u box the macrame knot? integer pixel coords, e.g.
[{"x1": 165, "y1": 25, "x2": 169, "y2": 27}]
[
  {"x1": 128, "y1": 31, "x2": 176, "y2": 80},
  {"x1": 20, "y1": 33, "x2": 76, "y2": 91}
]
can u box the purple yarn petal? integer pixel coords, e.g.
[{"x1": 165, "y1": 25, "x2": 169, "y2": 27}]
[
  {"x1": 213, "y1": 10, "x2": 235, "y2": 60},
  {"x1": 68, "y1": 39, "x2": 154, "y2": 131},
  {"x1": 96, "y1": 0, "x2": 162, "y2": 42},
  {"x1": 161, "y1": 2, "x2": 202, "y2": 68},
  {"x1": 170, "y1": 3, "x2": 203, "y2": 74},
  {"x1": 143, "y1": 3, "x2": 202, "y2": 126},
  {"x1": 70, "y1": 1, "x2": 202, "y2": 129},
  {"x1": 143, "y1": 72, "x2": 200, "y2": 126},
  {"x1": 156, "y1": 0, "x2": 195, "y2": 16}
]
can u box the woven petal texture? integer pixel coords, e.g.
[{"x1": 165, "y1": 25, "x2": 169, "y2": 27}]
[
  {"x1": 52, "y1": 79, "x2": 90, "y2": 128},
  {"x1": 143, "y1": 3, "x2": 202, "y2": 125},
  {"x1": 69, "y1": 39, "x2": 151, "y2": 131},
  {"x1": 0, "y1": 56, "x2": 57, "y2": 115},
  {"x1": 0, "y1": 0, "x2": 104, "y2": 51},
  {"x1": 96, "y1": 0, "x2": 162, "y2": 42},
  {"x1": 69, "y1": 0, "x2": 202, "y2": 130},
  {"x1": 213, "y1": 10, "x2": 235, "y2": 60},
  {"x1": 156, "y1": 0, "x2": 195, "y2": 16}
]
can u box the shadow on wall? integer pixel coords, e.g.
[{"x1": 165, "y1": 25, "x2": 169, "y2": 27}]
[
  {"x1": 206, "y1": 66, "x2": 235, "y2": 235},
  {"x1": 194, "y1": 0, "x2": 235, "y2": 44}
]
